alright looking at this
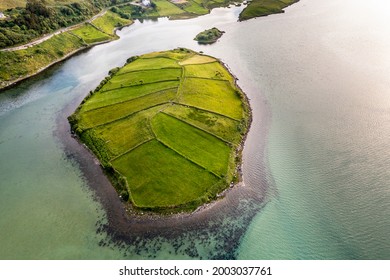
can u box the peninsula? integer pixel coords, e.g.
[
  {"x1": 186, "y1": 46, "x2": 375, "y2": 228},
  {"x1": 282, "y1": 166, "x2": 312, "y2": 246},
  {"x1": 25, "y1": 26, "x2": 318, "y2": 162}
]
[{"x1": 68, "y1": 49, "x2": 251, "y2": 212}]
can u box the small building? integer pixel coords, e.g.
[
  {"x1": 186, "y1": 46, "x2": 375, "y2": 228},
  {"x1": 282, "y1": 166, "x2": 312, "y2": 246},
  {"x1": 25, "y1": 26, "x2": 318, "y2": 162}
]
[
  {"x1": 0, "y1": 12, "x2": 6, "y2": 19},
  {"x1": 142, "y1": 0, "x2": 151, "y2": 6}
]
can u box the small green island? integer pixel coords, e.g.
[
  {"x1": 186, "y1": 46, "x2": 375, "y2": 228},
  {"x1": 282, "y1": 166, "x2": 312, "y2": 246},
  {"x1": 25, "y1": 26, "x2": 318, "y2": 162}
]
[
  {"x1": 194, "y1": 27, "x2": 224, "y2": 44},
  {"x1": 69, "y1": 48, "x2": 250, "y2": 213}
]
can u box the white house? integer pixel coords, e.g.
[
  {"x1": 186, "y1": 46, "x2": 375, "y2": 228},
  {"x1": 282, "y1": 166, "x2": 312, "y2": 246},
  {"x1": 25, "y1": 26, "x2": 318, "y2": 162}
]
[
  {"x1": 0, "y1": 12, "x2": 6, "y2": 19},
  {"x1": 142, "y1": 0, "x2": 151, "y2": 6}
]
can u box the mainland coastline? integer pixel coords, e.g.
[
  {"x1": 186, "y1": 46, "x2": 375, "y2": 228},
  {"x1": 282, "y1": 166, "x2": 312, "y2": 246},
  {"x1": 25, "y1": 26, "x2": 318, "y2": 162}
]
[{"x1": 0, "y1": 0, "x2": 299, "y2": 92}]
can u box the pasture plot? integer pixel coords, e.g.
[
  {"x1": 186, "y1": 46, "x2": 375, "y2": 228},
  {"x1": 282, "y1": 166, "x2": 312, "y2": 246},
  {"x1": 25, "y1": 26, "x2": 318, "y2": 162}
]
[
  {"x1": 184, "y1": 62, "x2": 234, "y2": 83},
  {"x1": 92, "y1": 11, "x2": 132, "y2": 35},
  {"x1": 118, "y1": 57, "x2": 180, "y2": 74},
  {"x1": 207, "y1": 0, "x2": 231, "y2": 6},
  {"x1": 101, "y1": 68, "x2": 182, "y2": 91},
  {"x1": 0, "y1": 0, "x2": 25, "y2": 9},
  {"x1": 179, "y1": 54, "x2": 216, "y2": 65},
  {"x1": 182, "y1": 1, "x2": 209, "y2": 15},
  {"x1": 151, "y1": 113, "x2": 231, "y2": 176},
  {"x1": 162, "y1": 104, "x2": 242, "y2": 143},
  {"x1": 112, "y1": 140, "x2": 219, "y2": 208},
  {"x1": 82, "y1": 81, "x2": 178, "y2": 111},
  {"x1": 191, "y1": 0, "x2": 204, "y2": 5},
  {"x1": 179, "y1": 78, "x2": 244, "y2": 119},
  {"x1": 153, "y1": 0, "x2": 187, "y2": 17},
  {"x1": 90, "y1": 106, "x2": 164, "y2": 158},
  {"x1": 141, "y1": 49, "x2": 191, "y2": 60},
  {"x1": 77, "y1": 89, "x2": 177, "y2": 129},
  {"x1": 71, "y1": 23, "x2": 111, "y2": 44}
]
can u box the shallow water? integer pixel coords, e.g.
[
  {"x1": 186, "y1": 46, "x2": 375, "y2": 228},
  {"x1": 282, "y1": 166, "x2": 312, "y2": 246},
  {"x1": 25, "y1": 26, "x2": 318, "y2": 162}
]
[{"x1": 1, "y1": 0, "x2": 389, "y2": 259}]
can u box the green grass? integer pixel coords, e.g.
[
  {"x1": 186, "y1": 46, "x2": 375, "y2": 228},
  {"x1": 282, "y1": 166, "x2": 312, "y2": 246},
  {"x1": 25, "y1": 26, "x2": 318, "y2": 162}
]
[
  {"x1": 239, "y1": 0, "x2": 298, "y2": 21},
  {"x1": 0, "y1": 0, "x2": 26, "y2": 9},
  {"x1": 184, "y1": 61, "x2": 233, "y2": 83},
  {"x1": 182, "y1": 1, "x2": 209, "y2": 15},
  {"x1": 71, "y1": 23, "x2": 111, "y2": 44},
  {"x1": 153, "y1": 0, "x2": 187, "y2": 17},
  {"x1": 70, "y1": 48, "x2": 250, "y2": 212},
  {"x1": 0, "y1": 32, "x2": 84, "y2": 85},
  {"x1": 152, "y1": 113, "x2": 231, "y2": 176},
  {"x1": 179, "y1": 54, "x2": 216, "y2": 65},
  {"x1": 92, "y1": 11, "x2": 132, "y2": 35},
  {"x1": 179, "y1": 77, "x2": 244, "y2": 119},
  {"x1": 113, "y1": 140, "x2": 220, "y2": 208},
  {"x1": 83, "y1": 81, "x2": 179, "y2": 111},
  {"x1": 89, "y1": 106, "x2": 164, "y2": 158},
  {"x1": 77, "y1": 88, "x2": 177, "y2": 129},
  {"x1": 118, "y1": 57, "x2": 181, "y2": 73},
  {"x1": 101, "y1": 68, "x2": 182, "y2": 91},
  {"x1": 141, "y1": 49, "x2": 191, "y2": 60},
  {"x1": 162, "y1": 104, "x2": 242, "y2": 143}
]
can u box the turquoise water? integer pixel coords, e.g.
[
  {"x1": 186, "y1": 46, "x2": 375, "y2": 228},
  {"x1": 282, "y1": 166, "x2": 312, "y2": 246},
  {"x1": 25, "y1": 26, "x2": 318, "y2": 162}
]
[
  {"x1": 1, "y1": 0, "x2": 389, "y2": 259},
  {"x1": 236, "y1": 0, "x2": 390, "y2": 259}
]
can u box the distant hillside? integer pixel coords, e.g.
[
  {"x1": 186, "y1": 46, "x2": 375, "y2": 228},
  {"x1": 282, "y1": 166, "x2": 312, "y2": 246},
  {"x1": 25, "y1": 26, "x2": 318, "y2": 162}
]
[
  {"x1": 0, "y1": 0, "x2": 132, "y2": 48},
  {"x1": 1, "y1": 1, "x2": 91, "y2": 10}
]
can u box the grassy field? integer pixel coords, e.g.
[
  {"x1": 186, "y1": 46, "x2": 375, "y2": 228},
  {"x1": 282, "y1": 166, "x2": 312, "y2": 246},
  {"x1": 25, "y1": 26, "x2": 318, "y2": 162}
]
[
  {"x1": 102, "y1": 68, "x2": 181, "y2": 91},
  {"x1": 239, "y1": 0, "x2": 299, "y2": 21},
  {"x1": 71, "y1": 23, "x2": 111, "y2": 44},
  {"x1": 0, "y1": 32, "x2": 85, "y2": 87},
  {"x1": 184, "y1": 61, "x2": 233, "y2": 83},
  {"x1": 179, "y1": 77, "x2": 243, "y2": 119},
  {"x1": 163, "y1": 104, "x2": 241, "y2": 143},
  {"x1": 152, "y1": 112, "x2": 231, "y2": 176},
  {"x1": 69, "y1": 48, "x2": 251, "y2": 212},
  {"x1": 92, "y1": 11, "x2": 132, "y2": 35},
  {"x1": 118, "y1": 57, "x2": 181, "y2": 73},
  {"x1": 179, "y1": 54, "x2": 216, "y2": 65},
  {"x1": 182, "y1": 1, "x2": 209, "y2": 15},
  {"x1": 84, "y1": 81, "x2": 179, "y2": 110},
  {"x1": 77, "y1": 88, "x2": 177, "y2": 129},
  {"x1": 0, "y1": 0, "x2": 26, "y2": 10},
  {"x1": 153, "y1": 0, "x2": 187, "y2": 17},
  {"x1": 113, "y1": 140, "x2": 220, "y2": 208}
]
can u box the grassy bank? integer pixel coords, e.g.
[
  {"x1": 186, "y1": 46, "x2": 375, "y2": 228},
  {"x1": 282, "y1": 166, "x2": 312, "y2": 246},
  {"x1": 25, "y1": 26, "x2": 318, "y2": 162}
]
[
  {"x1": 0, "y1": 32, "x2": 85, "y2": 87},
  {"x1": 239, "y1": 0, "x2": 299, "y2": 21},
  {"x1": 0, "y1": 11, "x2": 132, "y2": 90},
  {"x1": 110, "y1": 0, "x2": 235, "y2": 20},
  {"x1": 69, "y1": 48, "x2": 251, "y2": 213},
  {"x1": 0, "y1": 0, "x2": 25, "y2": 10}
]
